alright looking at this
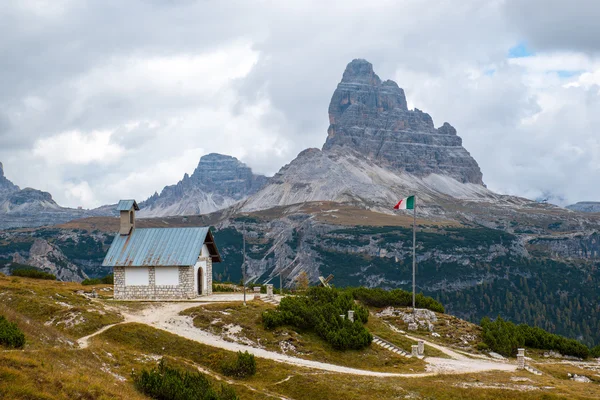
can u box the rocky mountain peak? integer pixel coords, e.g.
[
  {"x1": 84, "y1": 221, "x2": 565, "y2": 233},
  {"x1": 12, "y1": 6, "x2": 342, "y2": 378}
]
[
  {"x1": 324, "y1": 59, "x2": 484, "y2": 185},
  {"x1": 0, "y1": 161, "x2": 20, "y2": 194},
  {"x1": 341, "y1": 59, "x2": 381, "y2": 85},
  {"x1": 139, "y1": 153, "x2": 269, "y2": 217},
  {"x1": 190, "y1": 153, "x2": 253, "y2": 185}
]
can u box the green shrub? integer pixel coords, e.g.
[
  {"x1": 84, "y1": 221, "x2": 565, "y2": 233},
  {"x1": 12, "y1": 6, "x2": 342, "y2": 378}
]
[
  {"x1": 221, "y1": 351, "x2": 256, "y2": 378},
  {"x1": 262, "y1": 287, "x2": 372, "y2": 350},
  {"x1": 481, "y1": 316, "x2": 590, "y2": 358},
  {"x1": 212, "y1": 284, "x2": 235, "y2": 292},
  {"x1": 82, "y1": 274, "x2": 114, "y2": 285},
  {"x1": 345, "y1": 287, "x2": 445, "y2": 313},
  {"x1": 480, "y1": 316, "x2": 523, "y2": 357},
  {"x1": 476, "y1": 342, "x2": 489, "y2": 351},
  {"x1": 591, "y1": 345, "x2": 600, "y2": 358},
  {"x1": 11, "y1": 269, "x2": 56, "y2": 280},
  {"x1": 0, "y1": 316, "x2": 26, "y2": 348},
  {"x1": 133, "y1": 359, "x2": 238, "y2": 400}
]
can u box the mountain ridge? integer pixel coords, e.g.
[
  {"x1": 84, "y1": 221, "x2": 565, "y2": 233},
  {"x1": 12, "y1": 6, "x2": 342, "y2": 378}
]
[{"x1": 139, "y1": 153, "x2": 268, "y2": 217}]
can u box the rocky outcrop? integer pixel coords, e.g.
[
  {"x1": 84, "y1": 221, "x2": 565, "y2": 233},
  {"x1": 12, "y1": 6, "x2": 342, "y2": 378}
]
[
  {"x1": 566, "y1": 202, "x2": 600, "y2": 213},
  {"x1": 26, "y1": 239, "x2": 88, "y2": 282},
  {"x1": 323, "y1": 59, "x2": 484, "y2": 185},
  {"x1": 140, "y1": 153, "x2": 268, "y2": 217},
  {"x1": 527, "y1": 232, "x2": 600, "y2": 259}
]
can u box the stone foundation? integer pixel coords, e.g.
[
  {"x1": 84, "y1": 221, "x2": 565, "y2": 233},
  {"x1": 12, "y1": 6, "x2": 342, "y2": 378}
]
[{"x1": 113, "y1": 265, "x2": 198, "y2": 300}]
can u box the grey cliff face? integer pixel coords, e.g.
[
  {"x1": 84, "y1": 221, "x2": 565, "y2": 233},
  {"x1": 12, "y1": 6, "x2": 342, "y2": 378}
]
[
  {"x1": 0, "y1": 161, "x2": 19, "y2": 195},
  {"x1": 188, "y1": 153, "x2": 268, "y2": 198},
  {"x1": 140, "y1": 153, "x2": 268, "y2": 216},
  {"x1": 323, "y1": 59, "x2": 484, "y2": 185},
  {"x1": 26, "y1": 238, "x2": 88, "y2": 282}
]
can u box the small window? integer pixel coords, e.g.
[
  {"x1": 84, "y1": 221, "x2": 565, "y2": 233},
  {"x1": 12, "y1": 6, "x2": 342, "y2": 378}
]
[{"x1": 129, "y1": 211, "x2": 133, "y2": 224}]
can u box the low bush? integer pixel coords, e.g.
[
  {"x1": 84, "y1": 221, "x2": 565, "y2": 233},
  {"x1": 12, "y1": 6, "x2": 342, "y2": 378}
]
[
  {"x1": 481, "y1": 316, "x2": 590, "y2": 358},
  {"x1": 591, "y1": 345, "x2": 600, "y2": 358},
  {"x1": 221, "y1": 351, "x2": 256, "y2": 378},
  {"x1": 133, "y1": 359, "x2": 238, "y2": 400},
  {"x1": 0, "y1": 315, "x2": 26, "y2": 348},
  {"x1": 82, "y1": 274, "x2": 114, "y2": 285},
  {"x1": 262, "y1": 287, "x2": 372, "y2": 350},
  {"x1": 212, "y1": 283, "x2": 235, "y2": 292},
  {"x1": 345, "y1": 287, "x2": 445, "y2": 313},
  {"x1": 11, "y1": 268, "x2": 56, "y2": 280},
  {"x1": 476, "y1": 342, "x2": 489, "y2": 351}
]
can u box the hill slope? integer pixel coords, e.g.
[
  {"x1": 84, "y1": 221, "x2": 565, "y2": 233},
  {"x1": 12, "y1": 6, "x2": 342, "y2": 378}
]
[{"x1": 2, "y1": 276, "x2": 600, "y2": 399}]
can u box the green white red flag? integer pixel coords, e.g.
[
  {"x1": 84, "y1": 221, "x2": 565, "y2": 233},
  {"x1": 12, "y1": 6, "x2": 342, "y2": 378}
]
[{"x1": 394, "y1": 195, "x2": 415, "y2": 210}]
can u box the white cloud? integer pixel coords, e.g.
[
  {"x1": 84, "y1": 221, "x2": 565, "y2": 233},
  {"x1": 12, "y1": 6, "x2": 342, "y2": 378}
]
[
  {"x1": 73, "y1": 42, "x2": 258, "y2": 99},
  {"x1": 64, "y1": 181, "x2": 95, "y2": 208},
  {"x1": 33, "y1": 130, "x2": 124, "y2": 165}
]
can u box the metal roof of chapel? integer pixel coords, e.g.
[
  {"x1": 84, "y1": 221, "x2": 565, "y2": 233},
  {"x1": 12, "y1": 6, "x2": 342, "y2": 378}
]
[{"x1": 102, "y1": 227, "x2": 221, "y2": 267}]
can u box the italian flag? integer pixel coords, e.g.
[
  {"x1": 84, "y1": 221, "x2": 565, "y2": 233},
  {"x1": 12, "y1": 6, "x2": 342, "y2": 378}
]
[{"x1": 394, "y1": 195, "x2": 415, "y2": 210}]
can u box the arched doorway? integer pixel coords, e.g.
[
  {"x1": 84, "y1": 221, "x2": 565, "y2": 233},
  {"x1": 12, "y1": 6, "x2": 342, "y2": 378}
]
[{"x1": 197, "y1": 268, "x2": 203, "y2": 295}]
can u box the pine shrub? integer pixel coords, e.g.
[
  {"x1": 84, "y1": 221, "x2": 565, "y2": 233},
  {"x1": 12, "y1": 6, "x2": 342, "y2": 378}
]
[
  {"x1": 481, "y1": 316, "x2": 590, "y2": 358},
  {"x1": 132, "y1": 359, "x2": 238, "y2": 400},
  {"x1": 261, "y1": 287, "x2": 372, "y2": 350},
  {"x1": 82, "y1": 274, "x2": 114, "y2": 285},
  {"x1": 347, "y1": 287, "x2": 445, "y2": 313},
  {"x1": 0, "y1": 316, "x2": 26, "y2": 348},
  {"x1": 221, "y1": 351, "x2": 256, "y2": 378},
  {"x1": 11, "y1": 269, "x2": 56, "y2": 280}
]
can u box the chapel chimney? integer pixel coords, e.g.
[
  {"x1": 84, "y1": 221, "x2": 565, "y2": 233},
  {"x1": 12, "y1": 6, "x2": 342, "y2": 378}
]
[{"x1": 117, "y1": 199, "x2": 139, "y2": 235}]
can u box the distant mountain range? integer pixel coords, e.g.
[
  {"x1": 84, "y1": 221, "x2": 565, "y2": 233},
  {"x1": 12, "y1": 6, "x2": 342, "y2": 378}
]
[
  {"x1": 1, "y1": 59, "x2": 597, "y2": 229},
  {"x1": 566, "y1": 202, "x2": 600, "y2": 213},
  {"x1": 0, "y1": 153, "x2": 268, "y2": 229},
  {"x1": 0, "y1": 162, "x2": 112, "y2": 229}
]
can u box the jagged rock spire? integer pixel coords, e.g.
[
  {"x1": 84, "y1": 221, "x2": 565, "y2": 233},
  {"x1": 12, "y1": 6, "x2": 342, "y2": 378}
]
[{"x1": 324, "y1": 59, "x2": 484, "y2": 185}]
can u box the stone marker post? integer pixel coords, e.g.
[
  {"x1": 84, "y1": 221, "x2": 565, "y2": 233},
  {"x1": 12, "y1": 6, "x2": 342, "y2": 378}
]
[
  {"x1": 517, "y1": 348, "x2": 525, "y2": 370},
  {"x1": 348, "y1": 310, "x2": 355, "y2": 322},
  {"x1": 266, "y1": 284, "x2": 274, "y2": 298},
  {"x1": 253, "y1": 286, "x2": 261, "y2": 300},
  {"x1": 340, "y1": 314, "x2": 345, "y2": 320},
  {"x1": 417, "y1": 340, "x2": 424, "y2": 355},
  {"x1": 411, "y1": 345, "x2": 419, "y2": 357}
]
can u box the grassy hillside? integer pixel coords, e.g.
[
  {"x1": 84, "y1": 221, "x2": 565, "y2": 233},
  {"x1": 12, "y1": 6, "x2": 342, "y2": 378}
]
[{"x1": 1, "y1": 276, "x2": 600, "y2": 399}]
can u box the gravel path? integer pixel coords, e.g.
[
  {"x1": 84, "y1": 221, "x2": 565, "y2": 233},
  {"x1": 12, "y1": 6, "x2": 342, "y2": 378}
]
[{"x1": 80, "y1": 301, "x2": 516, "y2": 377}]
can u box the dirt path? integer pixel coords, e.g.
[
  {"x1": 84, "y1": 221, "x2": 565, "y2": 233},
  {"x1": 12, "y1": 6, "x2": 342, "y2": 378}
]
[
  {"x1": 80, "y1": 301, "x2": 516, "y2": 377},
  {"x1": 404, "y1": 333, "x2": 470, "y2": 361}
]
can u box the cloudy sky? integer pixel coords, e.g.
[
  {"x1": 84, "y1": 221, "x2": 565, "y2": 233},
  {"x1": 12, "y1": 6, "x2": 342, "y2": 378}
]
[{"x1": 1, "y1": 0, "x2": 599, "y2": 208}]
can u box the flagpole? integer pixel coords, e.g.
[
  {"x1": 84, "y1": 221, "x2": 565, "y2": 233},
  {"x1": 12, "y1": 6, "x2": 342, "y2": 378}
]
[
  {"x1": 412, "y1": 195, "x2": 416, "y2": 312},
  {"x1": 242, "y1": 225, "x2": 247, "y2": 307}
]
